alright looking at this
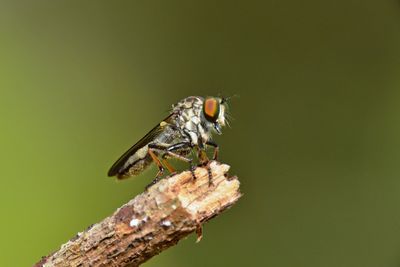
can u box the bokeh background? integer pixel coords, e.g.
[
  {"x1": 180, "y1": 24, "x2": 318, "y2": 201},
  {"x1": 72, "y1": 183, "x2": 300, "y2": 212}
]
[{"x1": 1, "y1": 1, "x2": 400, "y2": 266}]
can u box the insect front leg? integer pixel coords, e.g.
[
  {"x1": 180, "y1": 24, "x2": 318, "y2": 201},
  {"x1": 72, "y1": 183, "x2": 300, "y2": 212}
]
[
  {"x1": 196, "y1": 137, "x2": 209, "y2": 166},
  {"x1": 206, "y1": 140, "x2": 219, "y2": 160}
]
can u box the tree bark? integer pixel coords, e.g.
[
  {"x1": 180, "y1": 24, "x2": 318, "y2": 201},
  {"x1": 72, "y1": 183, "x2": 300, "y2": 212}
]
[{"x1": 35, "y1": 161, "x2": 241, "y2": 267}]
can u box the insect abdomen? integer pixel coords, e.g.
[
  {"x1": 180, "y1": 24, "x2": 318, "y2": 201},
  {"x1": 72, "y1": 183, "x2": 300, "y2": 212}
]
[
  {"x1": 110, "y1": 145, "x2": 153, "y2": 179},
  {"x1": 116, "y1": 154, "x2": 153, "y2": 179}
]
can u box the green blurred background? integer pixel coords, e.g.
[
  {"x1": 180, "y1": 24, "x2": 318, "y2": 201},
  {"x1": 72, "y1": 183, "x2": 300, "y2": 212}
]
[{"x1": 1, "y1": 0, "x2": 400, "y2": 266}]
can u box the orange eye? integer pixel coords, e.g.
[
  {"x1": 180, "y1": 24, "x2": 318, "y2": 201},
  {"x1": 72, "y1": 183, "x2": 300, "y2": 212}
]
[{"x1": 203, "y1": 98, "x2": 220, "y2": 122}]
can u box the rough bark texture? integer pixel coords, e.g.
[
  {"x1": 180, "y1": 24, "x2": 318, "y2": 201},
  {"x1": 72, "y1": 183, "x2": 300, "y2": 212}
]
[{"x1": 35, "y1": 161, "x2": 241, "y2": 267}]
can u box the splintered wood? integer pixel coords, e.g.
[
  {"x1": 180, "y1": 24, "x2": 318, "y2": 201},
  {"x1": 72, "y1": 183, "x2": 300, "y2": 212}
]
[{"x1": 35, "y1": 161, "x2": 241, "y2": 267}]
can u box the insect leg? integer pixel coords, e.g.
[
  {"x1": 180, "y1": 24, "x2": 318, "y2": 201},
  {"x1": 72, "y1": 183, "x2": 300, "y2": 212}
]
[
  {"x1": 148, "y1": 143, "x2": 176, "y2": 173},
  {"x1": 148, "y1": 143, "x2": 192, "y2": 174},
  {"x1": 195, "y1": 146, "x2": 209, "y2": 165},
  {"x1": 148, "y1": 147, "x2": 164, "y2": 176},
  {"x1": 145, "y1": 146, "x2": 165, "y2": 189},
  {"x1": 148, "y1": 142, "x2": 197, "y2": 182},
  {"x1": 166, "y1": 141, "x2": 193, "y2": 151},
  {"x1": 194, "y1": 125, "x2": 209, "y2": 165},
  {"x1": 163, "y1": 150, "x2": 192, "y2": 162},
  {"x1": 149, "y1": 144, "x2": 177, "y2": 173},
  {"x1": 194, "y1": 145, "x2": 213, "y2": 186},
  {"x1": 206, "y1": 140, "x2": 219, "y2": 160},
  {"x1": 164, "y1": 142, "x2": 197, "y2": 180},
  {"x1": 162, "y1": 159, "x2": 175, "y2": 173}
]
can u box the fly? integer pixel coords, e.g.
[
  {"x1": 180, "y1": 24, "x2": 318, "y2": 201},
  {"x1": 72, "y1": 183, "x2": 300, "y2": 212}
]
[{"x1": 107, "y1": 96, "x2": 230, "y2": 188}]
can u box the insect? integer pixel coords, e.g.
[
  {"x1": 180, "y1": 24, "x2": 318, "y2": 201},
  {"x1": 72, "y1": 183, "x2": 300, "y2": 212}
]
[{"x1": 107, "y1": 96, "x2": 230, "y2": 187}]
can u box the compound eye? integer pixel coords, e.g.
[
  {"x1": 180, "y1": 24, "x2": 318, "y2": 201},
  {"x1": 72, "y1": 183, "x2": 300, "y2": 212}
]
[{"x1": 203, "y1": 97, "x2": 220, "y2": 122}]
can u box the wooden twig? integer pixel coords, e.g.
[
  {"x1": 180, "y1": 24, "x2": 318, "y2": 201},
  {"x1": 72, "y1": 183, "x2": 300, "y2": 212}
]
[{"x1": 35, "y1": 161, "x2": 241, "y2": 267}]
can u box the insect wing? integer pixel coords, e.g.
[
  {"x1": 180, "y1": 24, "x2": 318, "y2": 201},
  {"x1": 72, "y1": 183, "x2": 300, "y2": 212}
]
[{"x1": 107, "y1": 114, "x2": 174, "y2": 177}]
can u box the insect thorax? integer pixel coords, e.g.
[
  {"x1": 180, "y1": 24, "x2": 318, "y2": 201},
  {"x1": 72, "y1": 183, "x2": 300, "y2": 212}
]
[{"x1": 172, "y1": 96, "x2": 212, "y2": 146}]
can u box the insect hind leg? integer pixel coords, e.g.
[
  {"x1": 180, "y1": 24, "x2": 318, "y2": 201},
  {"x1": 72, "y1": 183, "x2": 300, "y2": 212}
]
[
  {"x1": 145, "y1": 147, "x2": 165, "y2": 190},
  {"x1": 162, "y1": 150, "x2": 197, "y2": 181},
  {"x1": 146, "y1": 142, "x2": 203, "y2": 188},
  {"x1": 165, "y1": 142, "x2": 199, "y2": 181}
]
